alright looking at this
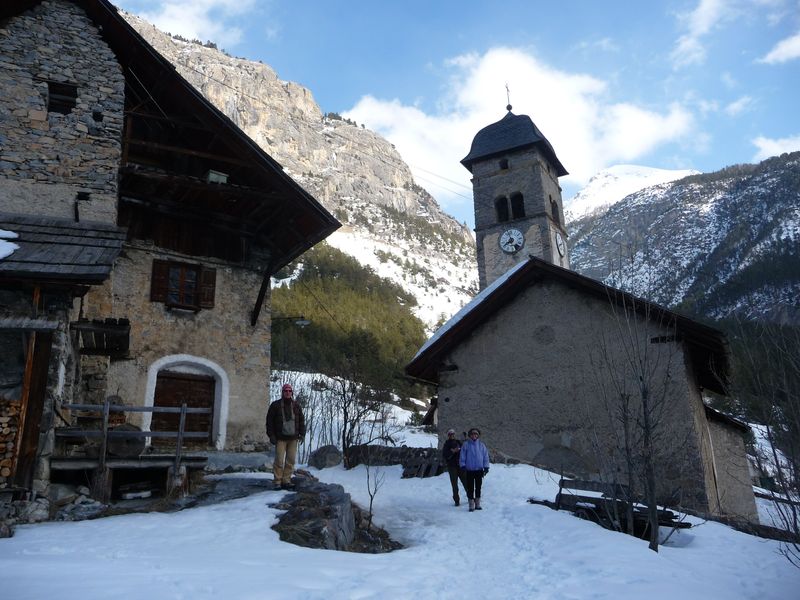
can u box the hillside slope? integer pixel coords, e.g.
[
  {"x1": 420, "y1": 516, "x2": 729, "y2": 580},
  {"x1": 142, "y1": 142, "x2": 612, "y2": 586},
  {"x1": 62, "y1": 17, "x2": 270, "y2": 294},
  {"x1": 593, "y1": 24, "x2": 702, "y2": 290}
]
[{"x1": 569, "y1": 153, "x2": 800, "y2": 324}]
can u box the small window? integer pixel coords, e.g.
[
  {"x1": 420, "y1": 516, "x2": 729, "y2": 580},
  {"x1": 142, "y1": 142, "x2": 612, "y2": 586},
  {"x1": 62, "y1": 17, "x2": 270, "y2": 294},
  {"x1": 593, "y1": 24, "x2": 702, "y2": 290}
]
[
  {"x1": 47, "y1": 81, "x2": 78, "y2": 115},
  {"x1": 550, "y1": 196, "x2": 560, "y2": 226},
  {"x1": 499, "y1": 158, "x2": 509, "y2": 170},
  {"x1": 495, "y1": 197, "x2": 510, "y2": 223},
  {"x1": 510, "y1": 193, "x2": 525, "y2": 219},
  {"x1": 151, "y1": 259, "x2": 215, "y2": 311}
]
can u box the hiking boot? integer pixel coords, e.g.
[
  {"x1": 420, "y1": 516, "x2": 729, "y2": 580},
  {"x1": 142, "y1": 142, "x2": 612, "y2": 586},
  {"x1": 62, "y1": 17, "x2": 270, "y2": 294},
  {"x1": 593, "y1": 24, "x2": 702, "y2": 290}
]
[
  {"x1": 475, "y1": 498, "x2": 482, "y2": 510},
  {"x1": 454, "y1": 498, "x2": 460, "y2": 507},
  {"x1": 468, "y1": 499, "x2": 475, "y2": 512}
]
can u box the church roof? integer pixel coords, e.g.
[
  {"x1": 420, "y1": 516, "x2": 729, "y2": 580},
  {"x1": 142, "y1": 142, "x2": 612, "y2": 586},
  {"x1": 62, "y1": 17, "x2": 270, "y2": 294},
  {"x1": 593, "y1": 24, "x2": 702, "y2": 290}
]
[
  {"x1": 460, "y1": 111, "x2": 568, "y2": 176},
  {"x1": 405, "y1": 257, "x2": 729, "y2": 394}
]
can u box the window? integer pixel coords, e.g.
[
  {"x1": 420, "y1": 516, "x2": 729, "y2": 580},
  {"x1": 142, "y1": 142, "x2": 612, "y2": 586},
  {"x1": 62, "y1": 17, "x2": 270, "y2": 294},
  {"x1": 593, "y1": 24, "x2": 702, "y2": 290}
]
[
  {"x1": 510, "y1": 193, "x2": 525, "y2": 219},
  {"x1": 495, "y1": 196, "x2": 510, "y2": 223},
  {"x1": 550, "y1": 196, "x2": 560, "y2": 226},
  {"x1": 499, "y1": 158, "x2": 509, "y2": 170},
  {"x1": 46, "y1": 81, "x2": 78, "y2": 115},
  {"x1": 150, "y1": 259, "x2": 216, "y2": 311}
]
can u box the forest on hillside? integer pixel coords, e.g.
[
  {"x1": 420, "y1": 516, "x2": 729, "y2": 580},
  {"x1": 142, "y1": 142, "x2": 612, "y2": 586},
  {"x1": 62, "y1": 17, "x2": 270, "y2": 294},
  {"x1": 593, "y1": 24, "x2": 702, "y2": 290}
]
[{"x1": 270, "y1": 242, "x2": 427, "y2": 398}]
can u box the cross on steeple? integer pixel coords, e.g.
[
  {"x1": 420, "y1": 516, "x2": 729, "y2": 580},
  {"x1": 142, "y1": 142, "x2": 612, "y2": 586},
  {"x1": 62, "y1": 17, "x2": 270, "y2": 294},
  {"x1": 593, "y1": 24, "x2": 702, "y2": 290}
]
[{"x1": 505, "y1": 83, "x2": 512, "y2": 112}]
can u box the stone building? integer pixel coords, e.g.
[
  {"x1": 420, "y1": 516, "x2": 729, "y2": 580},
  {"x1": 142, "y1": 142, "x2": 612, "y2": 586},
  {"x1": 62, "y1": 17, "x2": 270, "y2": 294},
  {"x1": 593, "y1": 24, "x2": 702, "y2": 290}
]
[
  {"x1": 0, "y1": 0, "x2": 338, "y2": 505},
  {"x1": 406, "y1": 110, "x2": 757, "y2": 521}
]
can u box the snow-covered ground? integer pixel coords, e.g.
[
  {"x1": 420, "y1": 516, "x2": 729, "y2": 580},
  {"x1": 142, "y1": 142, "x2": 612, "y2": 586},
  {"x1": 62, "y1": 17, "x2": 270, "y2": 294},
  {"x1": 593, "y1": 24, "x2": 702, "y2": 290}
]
[
  {"x1": 325, "y1": 226, "x2": 476, "y2": 332},
  {"x1": 3, "y1": 457, "x2": 798, "y2": 599}
]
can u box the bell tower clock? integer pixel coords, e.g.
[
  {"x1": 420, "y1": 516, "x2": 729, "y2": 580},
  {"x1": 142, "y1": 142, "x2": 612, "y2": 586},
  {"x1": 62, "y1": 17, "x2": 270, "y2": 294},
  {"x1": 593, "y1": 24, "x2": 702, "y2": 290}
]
[{"x1": 461, "y1": 106, "x2": 570, "y2": 290}]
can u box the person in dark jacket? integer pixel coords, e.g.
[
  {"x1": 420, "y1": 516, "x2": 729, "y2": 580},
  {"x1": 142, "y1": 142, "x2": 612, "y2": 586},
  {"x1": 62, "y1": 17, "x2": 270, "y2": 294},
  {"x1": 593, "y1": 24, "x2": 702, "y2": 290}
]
[
  {"x1": 459, "y1": 427, "x2": 490, "y2": 511},
  {"x1": 266, "y1": 383, "x2": 305, "y2": 489},
  {"x1": 442, "y1": 428, "x2": 465, "y2": 506}
]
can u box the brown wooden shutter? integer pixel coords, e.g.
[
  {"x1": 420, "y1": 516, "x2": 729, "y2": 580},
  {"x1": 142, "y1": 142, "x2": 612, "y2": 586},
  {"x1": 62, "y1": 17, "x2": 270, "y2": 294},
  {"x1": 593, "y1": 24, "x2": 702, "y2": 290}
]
[
  {"x1": 199, "y1": 267, "x2": 216, "y2": 309},
  {"x1": 150, "y1": 259, "x2": 170, "y2": 302}
]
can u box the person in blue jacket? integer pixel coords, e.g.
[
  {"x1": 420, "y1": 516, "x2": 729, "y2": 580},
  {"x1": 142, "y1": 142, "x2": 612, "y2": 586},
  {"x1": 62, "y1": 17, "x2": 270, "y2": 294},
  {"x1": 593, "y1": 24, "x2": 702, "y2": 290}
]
[{"x1": 459, "y1": 427, "x2": 490, "y2": 512}]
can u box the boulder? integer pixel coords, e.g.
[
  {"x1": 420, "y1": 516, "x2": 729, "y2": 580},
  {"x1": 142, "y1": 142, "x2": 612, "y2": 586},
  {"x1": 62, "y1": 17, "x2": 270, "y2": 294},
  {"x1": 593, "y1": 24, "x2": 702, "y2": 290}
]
[{"x1": 308, "y1": 445, "x2": 342, "y2": 470}]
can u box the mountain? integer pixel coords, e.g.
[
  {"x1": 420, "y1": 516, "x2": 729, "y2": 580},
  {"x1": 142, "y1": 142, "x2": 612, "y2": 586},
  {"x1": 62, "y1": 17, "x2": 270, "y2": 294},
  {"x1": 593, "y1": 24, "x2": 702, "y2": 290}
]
[
  {"x1": 122, "y1": 13, "x2": 478, "y2": 330},
  {"x1": 564, "y1": 165, "x2": 699, "y2": 220},
  {"x1": 569, "y1": 153, "x2": 800, "y2": 325}
]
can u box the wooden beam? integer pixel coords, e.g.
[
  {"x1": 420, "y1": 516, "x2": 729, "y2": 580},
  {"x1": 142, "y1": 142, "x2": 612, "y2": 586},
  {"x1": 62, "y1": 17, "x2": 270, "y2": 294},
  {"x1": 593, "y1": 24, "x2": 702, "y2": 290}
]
[
  {"x1": 125, "y1": 138, "x2": 251, "y2": 167},
  {"x1": 251, "y1": 262, "x2": 273, "y2": 327}
]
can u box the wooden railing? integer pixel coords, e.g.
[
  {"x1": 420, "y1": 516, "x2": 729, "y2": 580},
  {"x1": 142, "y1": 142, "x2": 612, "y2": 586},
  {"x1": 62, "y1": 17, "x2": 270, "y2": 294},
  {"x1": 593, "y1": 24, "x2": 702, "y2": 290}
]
[{"x1": 58, "y1": 397, "x2": 211, "y2": 474}]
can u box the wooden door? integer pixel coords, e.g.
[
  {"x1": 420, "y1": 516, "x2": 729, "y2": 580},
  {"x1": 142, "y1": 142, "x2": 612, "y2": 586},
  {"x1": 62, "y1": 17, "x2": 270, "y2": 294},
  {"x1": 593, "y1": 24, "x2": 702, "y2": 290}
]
[{"x1": 152, "y1": 371, "x2": 214, "y2": 448}]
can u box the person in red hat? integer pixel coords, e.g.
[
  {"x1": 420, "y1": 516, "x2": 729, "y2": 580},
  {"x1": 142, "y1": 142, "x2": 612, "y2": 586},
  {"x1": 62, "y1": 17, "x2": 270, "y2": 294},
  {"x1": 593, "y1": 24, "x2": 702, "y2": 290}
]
[{"x1": 266, "y1": 383, "x2": 305, "y2": 489}]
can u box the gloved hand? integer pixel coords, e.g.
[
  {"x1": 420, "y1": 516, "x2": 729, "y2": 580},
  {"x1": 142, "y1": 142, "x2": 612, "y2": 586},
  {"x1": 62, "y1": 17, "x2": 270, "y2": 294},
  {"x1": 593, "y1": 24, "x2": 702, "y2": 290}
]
[
  {"x1": 269, "y1": 437, "x2": 276, "y2": 446},
  {"x1": 483, "y1": 467, "x2": 489, "y2": 475}
]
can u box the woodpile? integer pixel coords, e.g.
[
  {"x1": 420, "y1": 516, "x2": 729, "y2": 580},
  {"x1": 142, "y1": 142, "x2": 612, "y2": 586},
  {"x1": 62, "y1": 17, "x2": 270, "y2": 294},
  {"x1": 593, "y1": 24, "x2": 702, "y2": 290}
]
[{"x1": 0, "y1": 401, "x2": 21, "y2": 485}]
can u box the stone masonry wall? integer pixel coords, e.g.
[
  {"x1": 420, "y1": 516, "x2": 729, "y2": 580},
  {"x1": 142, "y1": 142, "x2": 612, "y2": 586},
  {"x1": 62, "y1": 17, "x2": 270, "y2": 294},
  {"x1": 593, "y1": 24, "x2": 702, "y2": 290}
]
[
  {"x1": 0, "y1": 0, "x2": 124, "y2": 223},
  {"x1": 436, "y1": 278, "x2": 720, "y2": 514},
  {"x1": 83, "y1": 243, "x2": 273, "y2": 450},
  {"x1": 471, "y1": 147, "x2": 568, "y2": 289}
]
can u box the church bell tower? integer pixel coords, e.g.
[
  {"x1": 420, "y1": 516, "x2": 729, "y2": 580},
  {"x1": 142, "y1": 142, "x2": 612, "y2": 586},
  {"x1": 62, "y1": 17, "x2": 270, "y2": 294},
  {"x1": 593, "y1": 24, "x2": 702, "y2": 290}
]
[{"x1": 461, "y1": 106, "x2": 569, "y2": 290}]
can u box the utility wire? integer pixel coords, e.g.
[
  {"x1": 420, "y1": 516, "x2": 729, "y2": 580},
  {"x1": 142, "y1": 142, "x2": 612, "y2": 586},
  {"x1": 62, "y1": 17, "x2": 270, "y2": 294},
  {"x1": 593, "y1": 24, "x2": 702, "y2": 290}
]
[{"x1": 164, "y1": 50, "x2": 471, "y2": 202}]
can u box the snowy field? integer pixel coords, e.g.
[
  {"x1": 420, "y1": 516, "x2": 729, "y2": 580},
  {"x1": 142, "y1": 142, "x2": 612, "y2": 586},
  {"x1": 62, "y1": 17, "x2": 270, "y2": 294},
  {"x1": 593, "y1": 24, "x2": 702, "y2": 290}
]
[{"x1": 2, "y1": 459, "x2": 798, "y2": 600}]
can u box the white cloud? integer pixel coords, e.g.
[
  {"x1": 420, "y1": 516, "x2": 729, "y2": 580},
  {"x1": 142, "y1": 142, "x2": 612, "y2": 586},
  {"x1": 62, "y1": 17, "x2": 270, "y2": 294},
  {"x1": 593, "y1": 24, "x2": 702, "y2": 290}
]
[
  {"x1": 133, "y1": 0, "x2": 257, "y2": 47},
  {"x1": 758, "y1": 31, "x2": 800, "y2": 63},
  {"x1": 753, "y1": 134, "x2": 800, "y2": 160},
  {"x1": 345, "y1": 47, "x2": 694, "y2": 216},
  {"x1": 725, "y1": 95, "x2": 754, "y2": 116},
  {"x1": 670, "y1": 0, "x2": 729, "y2": 68}
]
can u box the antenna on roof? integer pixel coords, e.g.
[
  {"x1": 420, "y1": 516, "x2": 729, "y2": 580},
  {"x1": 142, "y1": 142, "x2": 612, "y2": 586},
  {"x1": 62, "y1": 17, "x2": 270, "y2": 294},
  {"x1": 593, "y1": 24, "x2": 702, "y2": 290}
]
[{"x1": 505, "y1": 83, "x2": 512, "y2": 112}]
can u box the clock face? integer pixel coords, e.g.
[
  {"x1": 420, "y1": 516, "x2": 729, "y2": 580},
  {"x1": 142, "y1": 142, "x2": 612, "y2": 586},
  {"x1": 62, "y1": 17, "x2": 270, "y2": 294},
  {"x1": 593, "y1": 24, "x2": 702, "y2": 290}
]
[
  {"x1": 499, "y1": 228, "x2": 524, "y2": 254},
  {"x1": 555, "y1": 231, "x2": 566, "y2": 257}
]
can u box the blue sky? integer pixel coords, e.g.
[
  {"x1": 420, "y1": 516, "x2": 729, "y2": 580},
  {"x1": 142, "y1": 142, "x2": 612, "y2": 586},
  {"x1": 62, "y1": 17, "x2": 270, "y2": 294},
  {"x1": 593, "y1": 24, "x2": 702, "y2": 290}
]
[{"x1": 114, "y1": 0, "x2": 800, "y2": 226}]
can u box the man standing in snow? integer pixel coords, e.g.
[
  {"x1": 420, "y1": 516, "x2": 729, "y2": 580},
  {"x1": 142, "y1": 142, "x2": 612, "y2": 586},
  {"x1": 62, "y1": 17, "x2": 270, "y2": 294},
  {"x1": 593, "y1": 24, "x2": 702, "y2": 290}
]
[
  {"x1": 442, "y1": 428, "x2": 465, "y2": 506},
  {"x1": 459, "y1": 427, "x2": 490, "y2": 512},
  {"x1": 266, "y1": 383, "x2": 305, "y2": 489}
]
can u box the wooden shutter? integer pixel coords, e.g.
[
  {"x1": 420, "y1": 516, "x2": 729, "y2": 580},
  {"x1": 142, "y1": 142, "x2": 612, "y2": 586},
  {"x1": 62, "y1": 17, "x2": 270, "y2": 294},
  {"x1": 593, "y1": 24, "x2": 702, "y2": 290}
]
[
  {"x1": 150, "y1": 259, "x2": 170, "y2": 302},
  {"x1": 199, "y1": 267, "x2": 216, "y2": 309}
]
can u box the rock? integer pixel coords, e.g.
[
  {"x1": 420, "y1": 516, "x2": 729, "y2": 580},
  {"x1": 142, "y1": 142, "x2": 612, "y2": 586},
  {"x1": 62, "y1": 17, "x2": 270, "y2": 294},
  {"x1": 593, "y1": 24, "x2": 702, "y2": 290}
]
[
  {"x1": 271, "y1": 474, "x2": 400, "y2": 553},
  {"x1": 0, "y1": 520, "x2": 13, "y2": 538},
  {"x1": 308, "y1": 445, "x2": 342, "y2": 470},
  {"x1": 49, "y1": 483, "x2": 78, "y2": 506}
]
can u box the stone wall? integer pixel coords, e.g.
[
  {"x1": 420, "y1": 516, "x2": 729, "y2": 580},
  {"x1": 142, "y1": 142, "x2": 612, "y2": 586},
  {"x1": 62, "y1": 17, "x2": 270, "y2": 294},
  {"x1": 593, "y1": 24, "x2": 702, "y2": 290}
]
[
  {"x1": 471, "y1": 147, "x2": 568, "y2": 289},
  {"x1": 0, "y1": 0, "x2": 124, "y2": 223},
  {"x1": 707, "y1": 418, "x2": 758, "y2": 521},
  {"x1": 83, "y1": 243, "x2": 272, "y2": 450},
  {"x1": 436, "y1": 278, "x2": 725, "y2": 515}
]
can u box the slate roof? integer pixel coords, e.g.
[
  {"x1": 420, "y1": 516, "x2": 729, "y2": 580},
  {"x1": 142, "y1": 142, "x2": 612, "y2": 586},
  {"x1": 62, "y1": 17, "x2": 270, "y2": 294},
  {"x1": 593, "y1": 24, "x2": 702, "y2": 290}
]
[
  {"x1": 0, "y1": 213, "x2": 125, "y2": 284},
  {"x1": 461, "y1": 111, "x2": 568, "y2": 176},
  {"x1": 406, "y1": 256, "x2": 729, "y2": 394}
]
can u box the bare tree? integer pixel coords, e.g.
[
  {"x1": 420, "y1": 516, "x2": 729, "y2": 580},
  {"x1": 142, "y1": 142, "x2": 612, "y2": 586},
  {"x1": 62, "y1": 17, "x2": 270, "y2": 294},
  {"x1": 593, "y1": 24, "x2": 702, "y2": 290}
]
[{"x1": 726, "y1": 319, "x2": 800, "y2": 567}]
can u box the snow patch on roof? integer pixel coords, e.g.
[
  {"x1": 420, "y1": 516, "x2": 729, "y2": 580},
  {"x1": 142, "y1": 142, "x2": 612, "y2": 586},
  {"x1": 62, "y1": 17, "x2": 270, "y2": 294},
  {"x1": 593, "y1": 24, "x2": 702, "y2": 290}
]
[
  {"x1": 0, "y1": 228, "x2": 19, "y2": 260},
  {"x1": 413, "y1": 259, "x2": 529, "y2": 360}
]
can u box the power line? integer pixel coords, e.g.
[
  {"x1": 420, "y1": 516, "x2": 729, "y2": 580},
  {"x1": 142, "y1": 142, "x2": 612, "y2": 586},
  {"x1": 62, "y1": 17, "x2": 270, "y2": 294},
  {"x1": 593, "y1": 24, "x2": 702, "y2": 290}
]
[{"x1": 165, "y1": 50, "x2": 472, "y2": 204}]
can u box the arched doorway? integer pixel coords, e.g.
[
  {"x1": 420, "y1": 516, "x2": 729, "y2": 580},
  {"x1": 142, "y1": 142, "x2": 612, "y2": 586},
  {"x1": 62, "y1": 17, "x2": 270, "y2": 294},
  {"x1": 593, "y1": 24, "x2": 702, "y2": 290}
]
[{"x1": 144, "y1": 355, "x2": 229, "y2": 450}]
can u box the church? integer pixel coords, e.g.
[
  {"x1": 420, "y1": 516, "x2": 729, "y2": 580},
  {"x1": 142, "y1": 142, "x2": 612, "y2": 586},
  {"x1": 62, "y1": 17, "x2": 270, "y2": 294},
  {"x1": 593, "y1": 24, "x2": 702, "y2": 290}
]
[{"x1": 406, "y1": 108, "x2": 757, "y2": 521}]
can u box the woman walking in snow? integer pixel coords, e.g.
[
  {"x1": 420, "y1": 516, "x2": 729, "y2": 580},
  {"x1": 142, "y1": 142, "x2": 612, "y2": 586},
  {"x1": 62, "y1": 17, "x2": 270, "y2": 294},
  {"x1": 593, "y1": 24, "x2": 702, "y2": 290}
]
[{"x1": 459, "y1": 427, "x2": 490, "y2": 512}]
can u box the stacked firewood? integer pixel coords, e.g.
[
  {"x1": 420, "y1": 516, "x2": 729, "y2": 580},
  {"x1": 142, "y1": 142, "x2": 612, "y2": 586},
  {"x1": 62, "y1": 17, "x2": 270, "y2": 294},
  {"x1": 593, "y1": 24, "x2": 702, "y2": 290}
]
[{"x1": 0, "y1": 401, "x2": 20, "y2": 485}]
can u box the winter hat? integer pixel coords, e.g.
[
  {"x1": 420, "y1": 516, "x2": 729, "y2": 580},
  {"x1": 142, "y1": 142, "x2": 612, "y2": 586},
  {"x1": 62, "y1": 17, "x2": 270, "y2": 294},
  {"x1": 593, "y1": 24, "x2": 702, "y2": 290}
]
[
  {"x1": 468, "y1": 427, "x2": 481, "y2": 436},
  {"x1": 446, "y1": 428, "x2": 456, "y2": 435},
  {"x1": 282, "y1": 384, "x2": 293, "y2": 392}
]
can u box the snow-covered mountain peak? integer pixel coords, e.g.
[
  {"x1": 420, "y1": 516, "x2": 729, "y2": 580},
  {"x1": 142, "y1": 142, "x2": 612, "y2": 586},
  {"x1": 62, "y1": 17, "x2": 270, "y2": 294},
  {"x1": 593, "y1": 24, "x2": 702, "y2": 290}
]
[{"x1": 565, "y1": 165, "x2": 699, "y2": 221}]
